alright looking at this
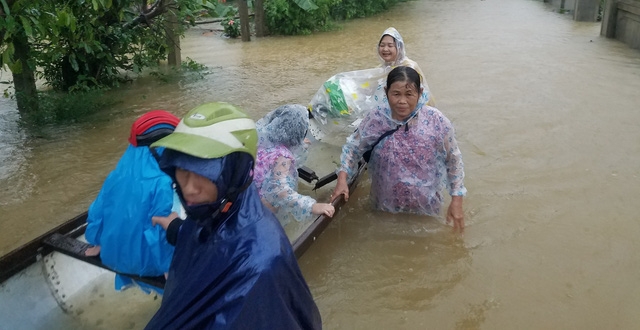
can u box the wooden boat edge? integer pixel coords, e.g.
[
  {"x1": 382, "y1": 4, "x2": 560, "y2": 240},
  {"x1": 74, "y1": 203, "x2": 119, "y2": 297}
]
[
  {"x1": 292, "y1": 163, "x2": 366, "y2": 258},
  {"x1": 0, "y1": 212, "x2": 88, "y2": 284},
  {"x1": 0, "y1": 163, "x2": 365, "y2": 285}
]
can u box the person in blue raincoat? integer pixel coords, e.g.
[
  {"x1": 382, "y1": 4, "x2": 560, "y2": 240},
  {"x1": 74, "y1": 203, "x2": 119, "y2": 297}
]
[
  {"x1": 148, "y1": 102, "x2": 322, "y2": 330},
  {"x1": 84, "y1": 110, "x2": 180, "y2": 292}
]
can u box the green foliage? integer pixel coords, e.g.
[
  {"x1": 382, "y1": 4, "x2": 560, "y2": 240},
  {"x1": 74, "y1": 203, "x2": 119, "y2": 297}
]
[
  {"x1": 0, "y1": 0, "x2": 216, "y2": 92},
  {"x1": 145, "y1": 56, "x2": 210, "y2": 85},
  {"x1": 170, "y1": 56, "x2": 210, "y2": 82},
  {"x1": 264, "y1": 0, "x2": 400, "y2": 35},
  {"x1": 1, "y1": 0, "x2": 228, "y2": 124},
  {"x1": 330, "y1": 0, "x2": 397, "y2": 20},
  {"x1": 597, "y1": 0, "x2": 604, "y2": 22},
  {"x1": 202, "y1": 0, "x2": 236, "y2": 18},
  {"x1": 1, "y1": 0, "x2": 37, "y2": 73},
  {"x1": 217, "y1": 4, "x2": 240, "y2": 38},
  {"x1": 265, "y1": 0, "x2": 331, "y2": 35},
  {"x1": 35, "y1": 0, "x2": 164, "y2": 91},
  {"x1": 181, "y1": 57, "x2": 207, "y2": 71}
]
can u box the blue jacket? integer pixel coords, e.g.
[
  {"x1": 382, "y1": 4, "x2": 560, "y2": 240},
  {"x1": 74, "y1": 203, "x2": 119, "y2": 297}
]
[
  {"x1": 85, "y1": 145, "x2": 175, "y2": 281},
  {"x1": 145, "y1": 185, "x2": 322, "y2": 329}
]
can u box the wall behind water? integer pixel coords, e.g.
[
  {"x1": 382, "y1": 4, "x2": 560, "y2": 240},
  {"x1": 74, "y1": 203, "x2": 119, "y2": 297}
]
[{"x1": 614, "y1": 0, "x2": 640, "y2": 49}]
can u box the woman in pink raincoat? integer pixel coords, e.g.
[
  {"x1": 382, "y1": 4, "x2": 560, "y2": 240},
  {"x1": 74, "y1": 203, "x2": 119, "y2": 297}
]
[
  {"x1": 253, "y1": 104, "x2": 335, "y2": 225},
  {"x1": 331, "y1": 66, "x2": 466, "y2": 232}
]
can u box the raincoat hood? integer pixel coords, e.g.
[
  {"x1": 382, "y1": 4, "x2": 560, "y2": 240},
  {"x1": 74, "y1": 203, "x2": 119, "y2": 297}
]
[
  {"x1": 256, "y1": 104, "x2": 309, "y2": 149},
  {"x1": 378, "y1": 27, "x2": 408, "y2": 67},
  {"x1": 379, "y1": 73, "x2": 428, "y2": 124},
  {"x1": 256, "y1": 104, "x2": 310, "y2": 165},
  {"x1": 159, "y1": 149, "x2": 254, "y2": 225}
]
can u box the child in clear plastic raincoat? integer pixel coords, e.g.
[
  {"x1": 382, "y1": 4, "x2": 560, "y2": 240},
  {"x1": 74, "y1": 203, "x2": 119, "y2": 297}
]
[
  {"x1": 331, "y1": 66, "x2": 466, "y2": 232},
  {"x1": 254, "y1": 104, "x2": 335, "y2": 225},
  {"x1": 84, "y1": 110, "x2": 180, "y2": 292},
  {"x1": 309, "y1": 27, "x2": 434, "y2": 144}
]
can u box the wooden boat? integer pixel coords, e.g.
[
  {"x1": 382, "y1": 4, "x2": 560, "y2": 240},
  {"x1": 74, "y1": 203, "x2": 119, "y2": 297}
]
[{"x1": 0, "y1": 161, "x2": 365, "y2": 329}]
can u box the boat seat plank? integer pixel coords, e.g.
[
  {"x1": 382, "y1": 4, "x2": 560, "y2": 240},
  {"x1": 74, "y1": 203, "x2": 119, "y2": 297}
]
[{"x1": 42, "y1": 233, "x2": 166, "y2": 289}]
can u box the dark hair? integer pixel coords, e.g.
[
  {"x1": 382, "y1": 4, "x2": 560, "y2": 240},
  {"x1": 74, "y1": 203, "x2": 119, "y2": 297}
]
[
  {"x1": 386, "y1": 66, "x2": 421, "y2": 92},
  {"x1": 379, "y1": 34, "x2": 396, "y2": 47}
]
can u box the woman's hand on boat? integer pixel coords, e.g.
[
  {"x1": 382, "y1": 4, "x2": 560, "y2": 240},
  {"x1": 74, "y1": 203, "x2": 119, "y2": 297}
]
[
  {"x1": 152, "y1": 212, "x2": 179, "y2": 230},
  {"x1": 331, "y1": 171, "x2": 350, "y2": 202},
  {"x1": 446, "y1": 196, "x2": 464, "y2": 234},
  {"x1": 312, "y1": 203, "x2": 335, "y2": 217}
]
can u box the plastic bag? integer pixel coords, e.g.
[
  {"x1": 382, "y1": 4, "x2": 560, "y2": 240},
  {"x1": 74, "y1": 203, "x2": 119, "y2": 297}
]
[{"x1": 308, "y1": 67, "x2": 388, "y2": 145}]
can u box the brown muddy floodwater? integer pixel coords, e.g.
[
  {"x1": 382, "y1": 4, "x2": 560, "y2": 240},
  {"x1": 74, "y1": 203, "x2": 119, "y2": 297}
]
[{"x1": 1, "y1": 0, "x2": 640, "y2": 329}]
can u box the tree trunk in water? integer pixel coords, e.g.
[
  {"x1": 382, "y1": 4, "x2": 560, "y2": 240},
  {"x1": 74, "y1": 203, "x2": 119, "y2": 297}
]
[
  {"x1": 165, "y1": 0, "x2": 181, "y2": 65},
  {"x1": 239, "y1": 0, "x2": 251, "y2": 42},
  {"x1": 11, "y1": 30, "x2": 39, "y2": 115},
  {"x1": 254, "y1": 0, "x2": 267, "y2": 37}
]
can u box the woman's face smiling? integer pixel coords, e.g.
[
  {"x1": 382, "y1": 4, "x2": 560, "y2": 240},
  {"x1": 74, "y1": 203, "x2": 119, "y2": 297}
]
[
  {"x1": 175, "y1": 168, "x2": 219, "y2": 205},
  {"x1": 378, "y1": 35, "x2": 398, "y2": 64},
  {"x1": 386, "y1": 80, "x2": 422, "y2": 121}
]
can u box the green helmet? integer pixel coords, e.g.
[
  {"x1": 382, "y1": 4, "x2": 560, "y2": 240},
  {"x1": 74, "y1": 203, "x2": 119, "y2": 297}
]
[{"x1": 151, "y1": 102, "x2": 258, "y2": 160}]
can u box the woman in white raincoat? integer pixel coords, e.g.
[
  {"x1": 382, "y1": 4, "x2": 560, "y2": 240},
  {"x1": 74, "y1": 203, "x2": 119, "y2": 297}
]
[
  {"x1": 309, "y1": 27, "x2": 434, "y2": 144},
  {"x1": 331, "y1": 66, "x2": 466, "y2": 232},
  {"x1": 253, "y1": 104, "x2": 335, "y2": 225},
  {"x1": 377, "y1": 27, "x2": 423, "y2": 75}
]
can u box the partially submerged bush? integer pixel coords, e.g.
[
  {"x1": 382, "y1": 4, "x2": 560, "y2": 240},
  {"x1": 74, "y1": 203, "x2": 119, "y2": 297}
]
[
  {"x1": 265, "y1": 0, "x2": 402, "y2": 35},
  {"x1": 20, "y1": 90, "x2": 119, "y2": 125},
  {"x1": 20, "y1": 57, "x2": 208, "y2": 126},
  {"x1": 222, "y1": 17, "x2": 241, "y2": 38}
]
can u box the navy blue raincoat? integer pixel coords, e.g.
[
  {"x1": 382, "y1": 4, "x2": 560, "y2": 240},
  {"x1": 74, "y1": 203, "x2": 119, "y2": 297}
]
[{"x1": 145, "y1": 184, "x2": 322, "y2": 329}]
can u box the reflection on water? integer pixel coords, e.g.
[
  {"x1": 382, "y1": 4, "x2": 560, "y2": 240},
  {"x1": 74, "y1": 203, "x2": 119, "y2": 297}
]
[
  {"x1": 301, "y1": 176, "x2": 472, "y2": 328},
  {"x1": 0, "y1": 98, "x2": 29, "y2": 205},
  {"x1": 1, "y1": 0, "x2": 640, "y2": 328}
]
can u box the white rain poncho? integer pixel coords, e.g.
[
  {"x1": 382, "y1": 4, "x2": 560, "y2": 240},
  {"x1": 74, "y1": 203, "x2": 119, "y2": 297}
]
[
  {"x1": 339, "y1": 89, "x2": 466, "y2": 216},
  {"x1": 309, "y1": 27, "x2": 434, "y2": 145},
  {"x1": 253, "y1": 104, "x2": 315, "y2": 225}
]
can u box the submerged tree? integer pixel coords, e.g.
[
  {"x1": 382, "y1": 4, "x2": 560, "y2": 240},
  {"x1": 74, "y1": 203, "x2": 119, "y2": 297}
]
[
  {"x1": 1, "y1": 0, "x2": 40, "y2": 114},
  {"x1": 0, "y1": 0, "x2": 223, "y2": 114}
]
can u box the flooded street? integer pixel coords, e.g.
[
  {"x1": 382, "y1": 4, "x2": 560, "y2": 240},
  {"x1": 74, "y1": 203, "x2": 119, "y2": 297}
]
[{"x1": 2, "y1": 0, "x2": 640, "y2": 328}]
